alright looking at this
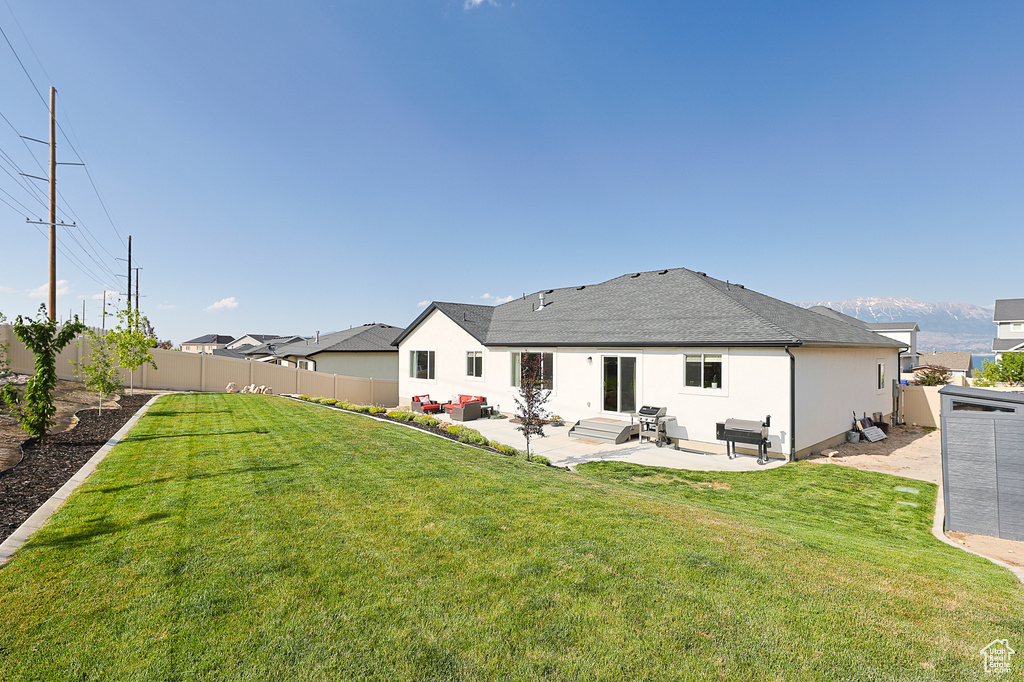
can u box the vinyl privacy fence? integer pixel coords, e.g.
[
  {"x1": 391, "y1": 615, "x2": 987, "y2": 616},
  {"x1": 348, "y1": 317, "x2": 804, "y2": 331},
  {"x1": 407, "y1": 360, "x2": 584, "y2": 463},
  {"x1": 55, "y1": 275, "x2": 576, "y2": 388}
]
[{"x1": 0, "y1": 324, "x2": 398, "y2": 406}]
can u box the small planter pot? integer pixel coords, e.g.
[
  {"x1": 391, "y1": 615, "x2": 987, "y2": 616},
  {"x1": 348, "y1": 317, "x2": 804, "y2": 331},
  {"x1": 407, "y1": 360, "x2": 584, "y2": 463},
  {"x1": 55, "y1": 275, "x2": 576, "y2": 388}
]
[{"x1": 846, "y1": 430, "x2": 861, "y2": 443}]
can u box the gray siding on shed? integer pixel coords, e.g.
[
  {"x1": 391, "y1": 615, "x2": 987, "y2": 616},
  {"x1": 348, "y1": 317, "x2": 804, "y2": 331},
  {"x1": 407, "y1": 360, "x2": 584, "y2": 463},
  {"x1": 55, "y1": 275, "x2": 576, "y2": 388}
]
[
  {"x1": 940, "y1": 386, "x2": 1024, "y2": 542},
  {"x1": 944, "y1": 419, "x2": 1000, "y2": 537},
  {"x1": 996, "y1": 421, "x2": 1024, "y2": 540}
]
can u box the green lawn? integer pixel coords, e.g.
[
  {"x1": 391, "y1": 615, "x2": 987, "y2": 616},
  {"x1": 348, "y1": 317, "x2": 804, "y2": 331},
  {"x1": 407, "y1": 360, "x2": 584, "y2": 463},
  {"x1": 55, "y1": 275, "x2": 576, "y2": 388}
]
[{"x1": 1, "y1": 393, "x2": 1020, "y2": 681}]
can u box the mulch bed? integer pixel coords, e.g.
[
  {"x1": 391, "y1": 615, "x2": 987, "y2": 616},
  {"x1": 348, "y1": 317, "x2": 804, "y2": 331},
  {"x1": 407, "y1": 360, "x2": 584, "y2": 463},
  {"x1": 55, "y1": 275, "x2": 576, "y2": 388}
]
[{"x1": 0, "y1": 394, "x2": 151, "y2": 544}]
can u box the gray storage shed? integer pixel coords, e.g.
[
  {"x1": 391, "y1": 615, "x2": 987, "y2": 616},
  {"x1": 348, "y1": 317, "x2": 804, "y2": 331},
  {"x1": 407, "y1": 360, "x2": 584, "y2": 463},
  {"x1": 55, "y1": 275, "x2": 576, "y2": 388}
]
[{"x1": 940, "y1": 385, "x2": 1024, "y2": 542}]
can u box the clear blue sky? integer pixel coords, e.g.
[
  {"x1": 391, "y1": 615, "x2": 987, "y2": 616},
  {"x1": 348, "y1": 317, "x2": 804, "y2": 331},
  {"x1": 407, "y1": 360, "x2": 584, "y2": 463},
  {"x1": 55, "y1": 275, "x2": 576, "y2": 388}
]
[{"x1": 1, "y1": 1, "x2": 1021, "y2": 344}]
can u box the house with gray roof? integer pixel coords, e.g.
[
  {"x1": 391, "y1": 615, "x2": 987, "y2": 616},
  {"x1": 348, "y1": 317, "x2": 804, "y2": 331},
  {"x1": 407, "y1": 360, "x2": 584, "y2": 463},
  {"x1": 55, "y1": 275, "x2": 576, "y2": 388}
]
[
  {"x1": 181, "y1": 334, "x2": 235, "y2": 354},
  {"x1": 993, "y1": 298, "x2": 1024, "y2": 360},
  {"x1": 915, "y1": 350, "x2": 974, "y2": 381},
  {"x1": 261, "y1": 325, "x2": 402, "y2": 380},
  {"x1": 227, "y1": 334, "x2": 284, "y2": 350},
  {"x1": 394, "y1": 267, "x2": 905, "y2": 459}
]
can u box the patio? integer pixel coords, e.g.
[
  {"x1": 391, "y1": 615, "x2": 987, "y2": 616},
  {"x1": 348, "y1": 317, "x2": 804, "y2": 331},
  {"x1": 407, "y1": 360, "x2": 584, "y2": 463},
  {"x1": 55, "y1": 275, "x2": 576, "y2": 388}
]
[{"x1": 461, "y1": 415, "x2": 787, "y2": 472}]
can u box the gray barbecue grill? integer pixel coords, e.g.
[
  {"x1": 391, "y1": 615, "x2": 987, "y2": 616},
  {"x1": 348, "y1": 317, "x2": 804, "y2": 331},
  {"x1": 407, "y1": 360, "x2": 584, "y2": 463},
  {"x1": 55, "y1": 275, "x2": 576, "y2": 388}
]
[
  {"x1": 637, "y1": 405, "x2": 669, "y2": 446},
  {"x1": 716, "y1": 415, "x2": 771, "y2": 465}
]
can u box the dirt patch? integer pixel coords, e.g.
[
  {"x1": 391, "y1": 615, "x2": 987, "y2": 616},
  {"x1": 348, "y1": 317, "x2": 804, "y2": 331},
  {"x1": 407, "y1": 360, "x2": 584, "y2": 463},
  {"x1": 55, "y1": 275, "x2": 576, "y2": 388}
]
[
  {"x1": 0, "y1": 386, "x2": 157, "y2": 544},
  {"x1": 807, "y1": 425, "x2": 942, "y2": 484}
]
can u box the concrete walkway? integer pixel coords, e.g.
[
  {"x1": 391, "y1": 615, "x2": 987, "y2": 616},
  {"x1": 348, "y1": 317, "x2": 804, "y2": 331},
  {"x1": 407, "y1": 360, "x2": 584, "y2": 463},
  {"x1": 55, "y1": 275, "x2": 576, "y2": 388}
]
[{"x1": 460, "y1": 415, "x2": 786, "y2": 472}]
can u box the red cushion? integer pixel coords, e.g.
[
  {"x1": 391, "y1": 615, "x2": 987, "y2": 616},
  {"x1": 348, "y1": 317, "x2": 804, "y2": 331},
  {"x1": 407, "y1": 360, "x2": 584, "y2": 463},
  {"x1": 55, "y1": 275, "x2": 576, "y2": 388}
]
[{"x1": 421, "y1": 402, "x2": 440, "y2": 410}]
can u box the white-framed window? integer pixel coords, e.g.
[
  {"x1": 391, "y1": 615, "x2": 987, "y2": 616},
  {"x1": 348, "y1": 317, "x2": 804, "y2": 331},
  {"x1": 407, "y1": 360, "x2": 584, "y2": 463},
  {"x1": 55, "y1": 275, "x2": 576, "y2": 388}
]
[
  {"x1": 1011, "y1": 322, "x2": 1024, "y2": 332},
  {"x1": 409, "y1": 350, "x2": 435, "y2": 380},
  {"x1": 511, "y1": 351, "x2": 553, "y2": 390},
  {"x1": 466, "y1": 351, "x2": 483, "y2": 378},
  {"x1": 685, "y1": 353, "x2": 723, "y2": 389},
  {"x1": 877, "y1": 359, "x2": 886, "y2": 392},
  {"x1": 298, "y1": 360, "x2": 313, "y2": 371}
]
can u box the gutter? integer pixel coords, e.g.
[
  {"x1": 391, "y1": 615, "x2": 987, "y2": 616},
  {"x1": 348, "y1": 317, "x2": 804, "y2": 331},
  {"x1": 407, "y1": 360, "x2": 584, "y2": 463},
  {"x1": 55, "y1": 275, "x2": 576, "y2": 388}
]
[{"x1": 785, "y1": 346, "x2": 796, "y2": 462}]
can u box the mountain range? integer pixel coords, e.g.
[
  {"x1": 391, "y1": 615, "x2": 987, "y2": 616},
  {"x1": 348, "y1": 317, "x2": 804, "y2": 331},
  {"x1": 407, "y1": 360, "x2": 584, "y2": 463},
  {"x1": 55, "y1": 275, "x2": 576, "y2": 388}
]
[{"x1": 794, "y1": 297, "x2": 996, "y2": 354}]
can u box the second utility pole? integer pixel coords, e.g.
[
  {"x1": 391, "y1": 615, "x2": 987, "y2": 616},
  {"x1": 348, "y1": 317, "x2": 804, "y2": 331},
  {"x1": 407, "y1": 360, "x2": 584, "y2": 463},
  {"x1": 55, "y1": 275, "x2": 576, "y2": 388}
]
[{"x1": 48, "y1": 86, "x2": 57, "y2": 321}]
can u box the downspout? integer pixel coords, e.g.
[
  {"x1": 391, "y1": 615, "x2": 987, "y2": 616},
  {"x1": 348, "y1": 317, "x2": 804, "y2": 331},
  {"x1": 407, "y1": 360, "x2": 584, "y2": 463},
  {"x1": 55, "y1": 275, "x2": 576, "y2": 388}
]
[{"x1": 785, "y1": 346, "x2": 796, "y2": 462}]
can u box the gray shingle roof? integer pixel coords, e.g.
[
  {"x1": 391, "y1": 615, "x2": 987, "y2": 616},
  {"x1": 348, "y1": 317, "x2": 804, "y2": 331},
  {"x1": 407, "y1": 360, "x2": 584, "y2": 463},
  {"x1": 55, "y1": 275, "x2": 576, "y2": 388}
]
[
  {"x1": 212, "y1": 347, "x2": 248, "y2": 360},
  {"x1": 241, "y1": 336, "x2": 304, "y2": 356},
  {"x1": 917, "y1": 350, "x2": 973, "y2": 372},
  {"x1": 865, "y1": 321, "x2": 920, "y2": 332},
  {"x1": 277, "y1": 324, "x2": 402, "y2": 358},
  {"x1": 994, "y1": 298, "x2": 1024, "y2": 322},
  {"x1": 993, "y1": 338, "x2": 1024, "y2": 352},
  {"x1": 183, "y1": 334, "x2": 234, "y2": 345},
  {"x1": 807, "y1": 306, "x2": 869, "y2": 328},
  {"x1": 395, "y1": 267, "x2": 905, "y2": 349}
]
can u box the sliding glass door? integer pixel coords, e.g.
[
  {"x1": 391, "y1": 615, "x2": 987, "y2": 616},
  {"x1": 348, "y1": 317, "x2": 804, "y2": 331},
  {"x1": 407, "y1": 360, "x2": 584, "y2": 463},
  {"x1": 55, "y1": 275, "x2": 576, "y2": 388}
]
[{"x1": 602, "y1": 356, "x2": 636, "y2": 413}]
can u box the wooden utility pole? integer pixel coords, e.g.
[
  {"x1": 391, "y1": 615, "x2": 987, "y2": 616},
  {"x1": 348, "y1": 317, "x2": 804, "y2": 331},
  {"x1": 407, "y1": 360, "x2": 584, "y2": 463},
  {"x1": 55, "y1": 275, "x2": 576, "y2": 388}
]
[
  {"x1": 126, "y1": 235, "x2": 132, "y2": 316},
  {"x1": 102, "y1": 290, "x2": 108, "y2": 331},
  {"x1": 48, "y1": 86, "x2": 57, "y2": 321},
  {"x1": 134, "y1": 267, "x2": 140, "y2": 329}
]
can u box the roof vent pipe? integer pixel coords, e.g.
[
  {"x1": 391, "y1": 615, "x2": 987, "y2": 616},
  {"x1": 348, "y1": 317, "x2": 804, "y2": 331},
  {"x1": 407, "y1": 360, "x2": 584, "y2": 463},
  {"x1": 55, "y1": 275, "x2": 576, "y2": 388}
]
[
  {"x1": 316, "y1": 331, "x2": 320, "y2": 344},
  {"x1": 538, "y1": 292, "x2": 546, "y2": 309}
]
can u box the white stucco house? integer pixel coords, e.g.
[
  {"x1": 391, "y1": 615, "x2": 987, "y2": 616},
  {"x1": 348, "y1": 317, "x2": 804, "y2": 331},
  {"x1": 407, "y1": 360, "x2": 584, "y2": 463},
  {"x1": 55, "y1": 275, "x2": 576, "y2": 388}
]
[
  {"x1": 394, "y1": 268, "x2": 905, "y2": 460},
  {"x1": 993, "y1": 298, "x2": 1024, "y2": 361}
]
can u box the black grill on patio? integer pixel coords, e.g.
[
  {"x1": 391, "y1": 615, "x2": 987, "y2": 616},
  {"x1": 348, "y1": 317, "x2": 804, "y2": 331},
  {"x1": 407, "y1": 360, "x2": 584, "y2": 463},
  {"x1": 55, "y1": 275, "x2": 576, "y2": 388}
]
[{"x1": 716, "y1": 415, "x2": 771, "y2": 465}]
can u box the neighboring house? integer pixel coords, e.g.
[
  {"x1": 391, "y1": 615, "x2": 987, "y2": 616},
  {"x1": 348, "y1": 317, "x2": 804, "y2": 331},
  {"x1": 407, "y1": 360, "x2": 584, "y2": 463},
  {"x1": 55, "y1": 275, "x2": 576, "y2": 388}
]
[
  {"x1": 992, "y1": 298, "x2": 1024, "y2": 360},
  {"x1": 809, "y1": 306, "x2": 919, "y2": 373},
  {"x1": 240, "y1": 336, "x2": 305, "y2": 362},
  {"x1": 227, "y1": 334, "x2": 282, "y2": 350},
  {"x1": 394, "y1": 267, "x2": 905, "y2": 460},
  {"x1": 181, "y1": 334, "x2": 235, "y2": 354},
  {"x1": 915, "y1": 350, "x2": 974, "y2": 380},
  {"x1": 262, "y1": 325, "x2": 402, "y2": 379}
]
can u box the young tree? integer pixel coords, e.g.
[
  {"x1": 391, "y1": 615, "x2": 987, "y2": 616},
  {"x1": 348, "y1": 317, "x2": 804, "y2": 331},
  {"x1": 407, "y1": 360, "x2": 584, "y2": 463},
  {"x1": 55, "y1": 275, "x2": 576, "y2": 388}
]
[
  {"x1": 107, "y1": 306, "x2": 157, "y2": 396},
  {"x1": 0, "y1": 305, "x2": 85, "y2": 440},
  {"x1": 73, "y1": 328, "x2": 122, "y2": 414},
  {"x1": 974, "y1": 353, "x2": 1024, "y2": 387},
  {"x1": 514, "y1": 352, "x2": 551, "y2": 461},
  {"x1": 914, "y1": 365, "x2": 952, "y2": 386}
]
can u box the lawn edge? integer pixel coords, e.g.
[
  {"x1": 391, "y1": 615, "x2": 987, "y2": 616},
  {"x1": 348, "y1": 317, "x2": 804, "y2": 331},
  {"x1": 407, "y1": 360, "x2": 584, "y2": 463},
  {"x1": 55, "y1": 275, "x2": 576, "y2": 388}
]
[
  {"x1": 0, "y1": 393, "x2": 164, "y2": 567},
  {"x1": 931, "y1": 484, "x2": 1024, "y2": 584}
]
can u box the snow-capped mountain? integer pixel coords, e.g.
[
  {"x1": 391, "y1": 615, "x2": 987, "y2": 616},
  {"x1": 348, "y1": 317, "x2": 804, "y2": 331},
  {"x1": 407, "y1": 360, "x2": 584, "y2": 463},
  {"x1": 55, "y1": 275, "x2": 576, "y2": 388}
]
[{"x1": 795, "y1": 297, "x2": 996, "y2": 353}]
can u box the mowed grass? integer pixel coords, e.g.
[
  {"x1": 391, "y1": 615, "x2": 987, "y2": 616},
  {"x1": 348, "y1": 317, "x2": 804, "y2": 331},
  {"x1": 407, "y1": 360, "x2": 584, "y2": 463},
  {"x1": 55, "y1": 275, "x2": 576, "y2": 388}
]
[{"x1": 0, "y1": 394, "x2": 1021, "y2": 681}]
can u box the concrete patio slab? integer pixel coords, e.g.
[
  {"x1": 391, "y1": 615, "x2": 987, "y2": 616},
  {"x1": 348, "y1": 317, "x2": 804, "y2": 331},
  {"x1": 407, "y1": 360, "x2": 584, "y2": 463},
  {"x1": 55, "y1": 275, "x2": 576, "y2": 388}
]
[{"x1": 460, "y1": 415, "x2": 786, "y2": 472}]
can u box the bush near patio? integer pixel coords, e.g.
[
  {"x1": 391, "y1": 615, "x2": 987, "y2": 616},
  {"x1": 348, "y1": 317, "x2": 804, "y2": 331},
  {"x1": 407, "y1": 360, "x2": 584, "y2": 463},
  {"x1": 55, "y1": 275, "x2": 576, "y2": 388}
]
[{"x1": 0, "y1": 393, "x2": 1020, "y2": 681}]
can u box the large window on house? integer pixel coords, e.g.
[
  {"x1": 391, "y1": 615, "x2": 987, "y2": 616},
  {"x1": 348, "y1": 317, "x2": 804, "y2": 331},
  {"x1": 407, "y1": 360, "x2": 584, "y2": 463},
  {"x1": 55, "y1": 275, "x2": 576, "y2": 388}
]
[
  {"x1": 467, "y1": 351, "x2": 483, "y2": 378},
  {"x1": 685, "y1": 354, "x2": 722, "y2": 389},
  {"x1": 511, "y1": 352, "x2": 553, "y2": 390},
  {"x1": 410, "y1": 350, "x2": 435, "y2": 380}
]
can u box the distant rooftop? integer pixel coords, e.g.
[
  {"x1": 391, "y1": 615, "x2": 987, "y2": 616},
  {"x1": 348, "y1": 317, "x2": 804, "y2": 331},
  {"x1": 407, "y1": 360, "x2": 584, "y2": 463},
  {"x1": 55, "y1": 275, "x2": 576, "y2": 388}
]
[
  {"x1": 183, "y1": 334, "x2": 235, "y2": 345},
  {"x1": 994, "y1": 298, "x2": 1024, "y2": 322}
]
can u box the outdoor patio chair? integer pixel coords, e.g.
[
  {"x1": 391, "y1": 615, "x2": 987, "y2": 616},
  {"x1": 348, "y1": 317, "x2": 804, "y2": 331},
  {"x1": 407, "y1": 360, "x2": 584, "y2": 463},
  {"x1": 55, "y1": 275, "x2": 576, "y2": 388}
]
[{"x1": 412, "y1": 395, "x2": 443, "y2": 414}]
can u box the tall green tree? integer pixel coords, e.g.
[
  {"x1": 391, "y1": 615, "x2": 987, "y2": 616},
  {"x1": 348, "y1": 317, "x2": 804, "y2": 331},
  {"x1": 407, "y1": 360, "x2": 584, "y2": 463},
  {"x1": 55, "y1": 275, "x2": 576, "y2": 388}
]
[
  {"x1": 974, "y1": 352, "x2": 1024, "y2": 387},
  {"x1": 73, "y1": 328, "x2": 122, "y2": 414},
  {"x1": 107, "y1": 306, "x2": 157, "y2": 396},
  {"x1": 0, "y1": 305, "x2": 85, "y2": 440}
]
